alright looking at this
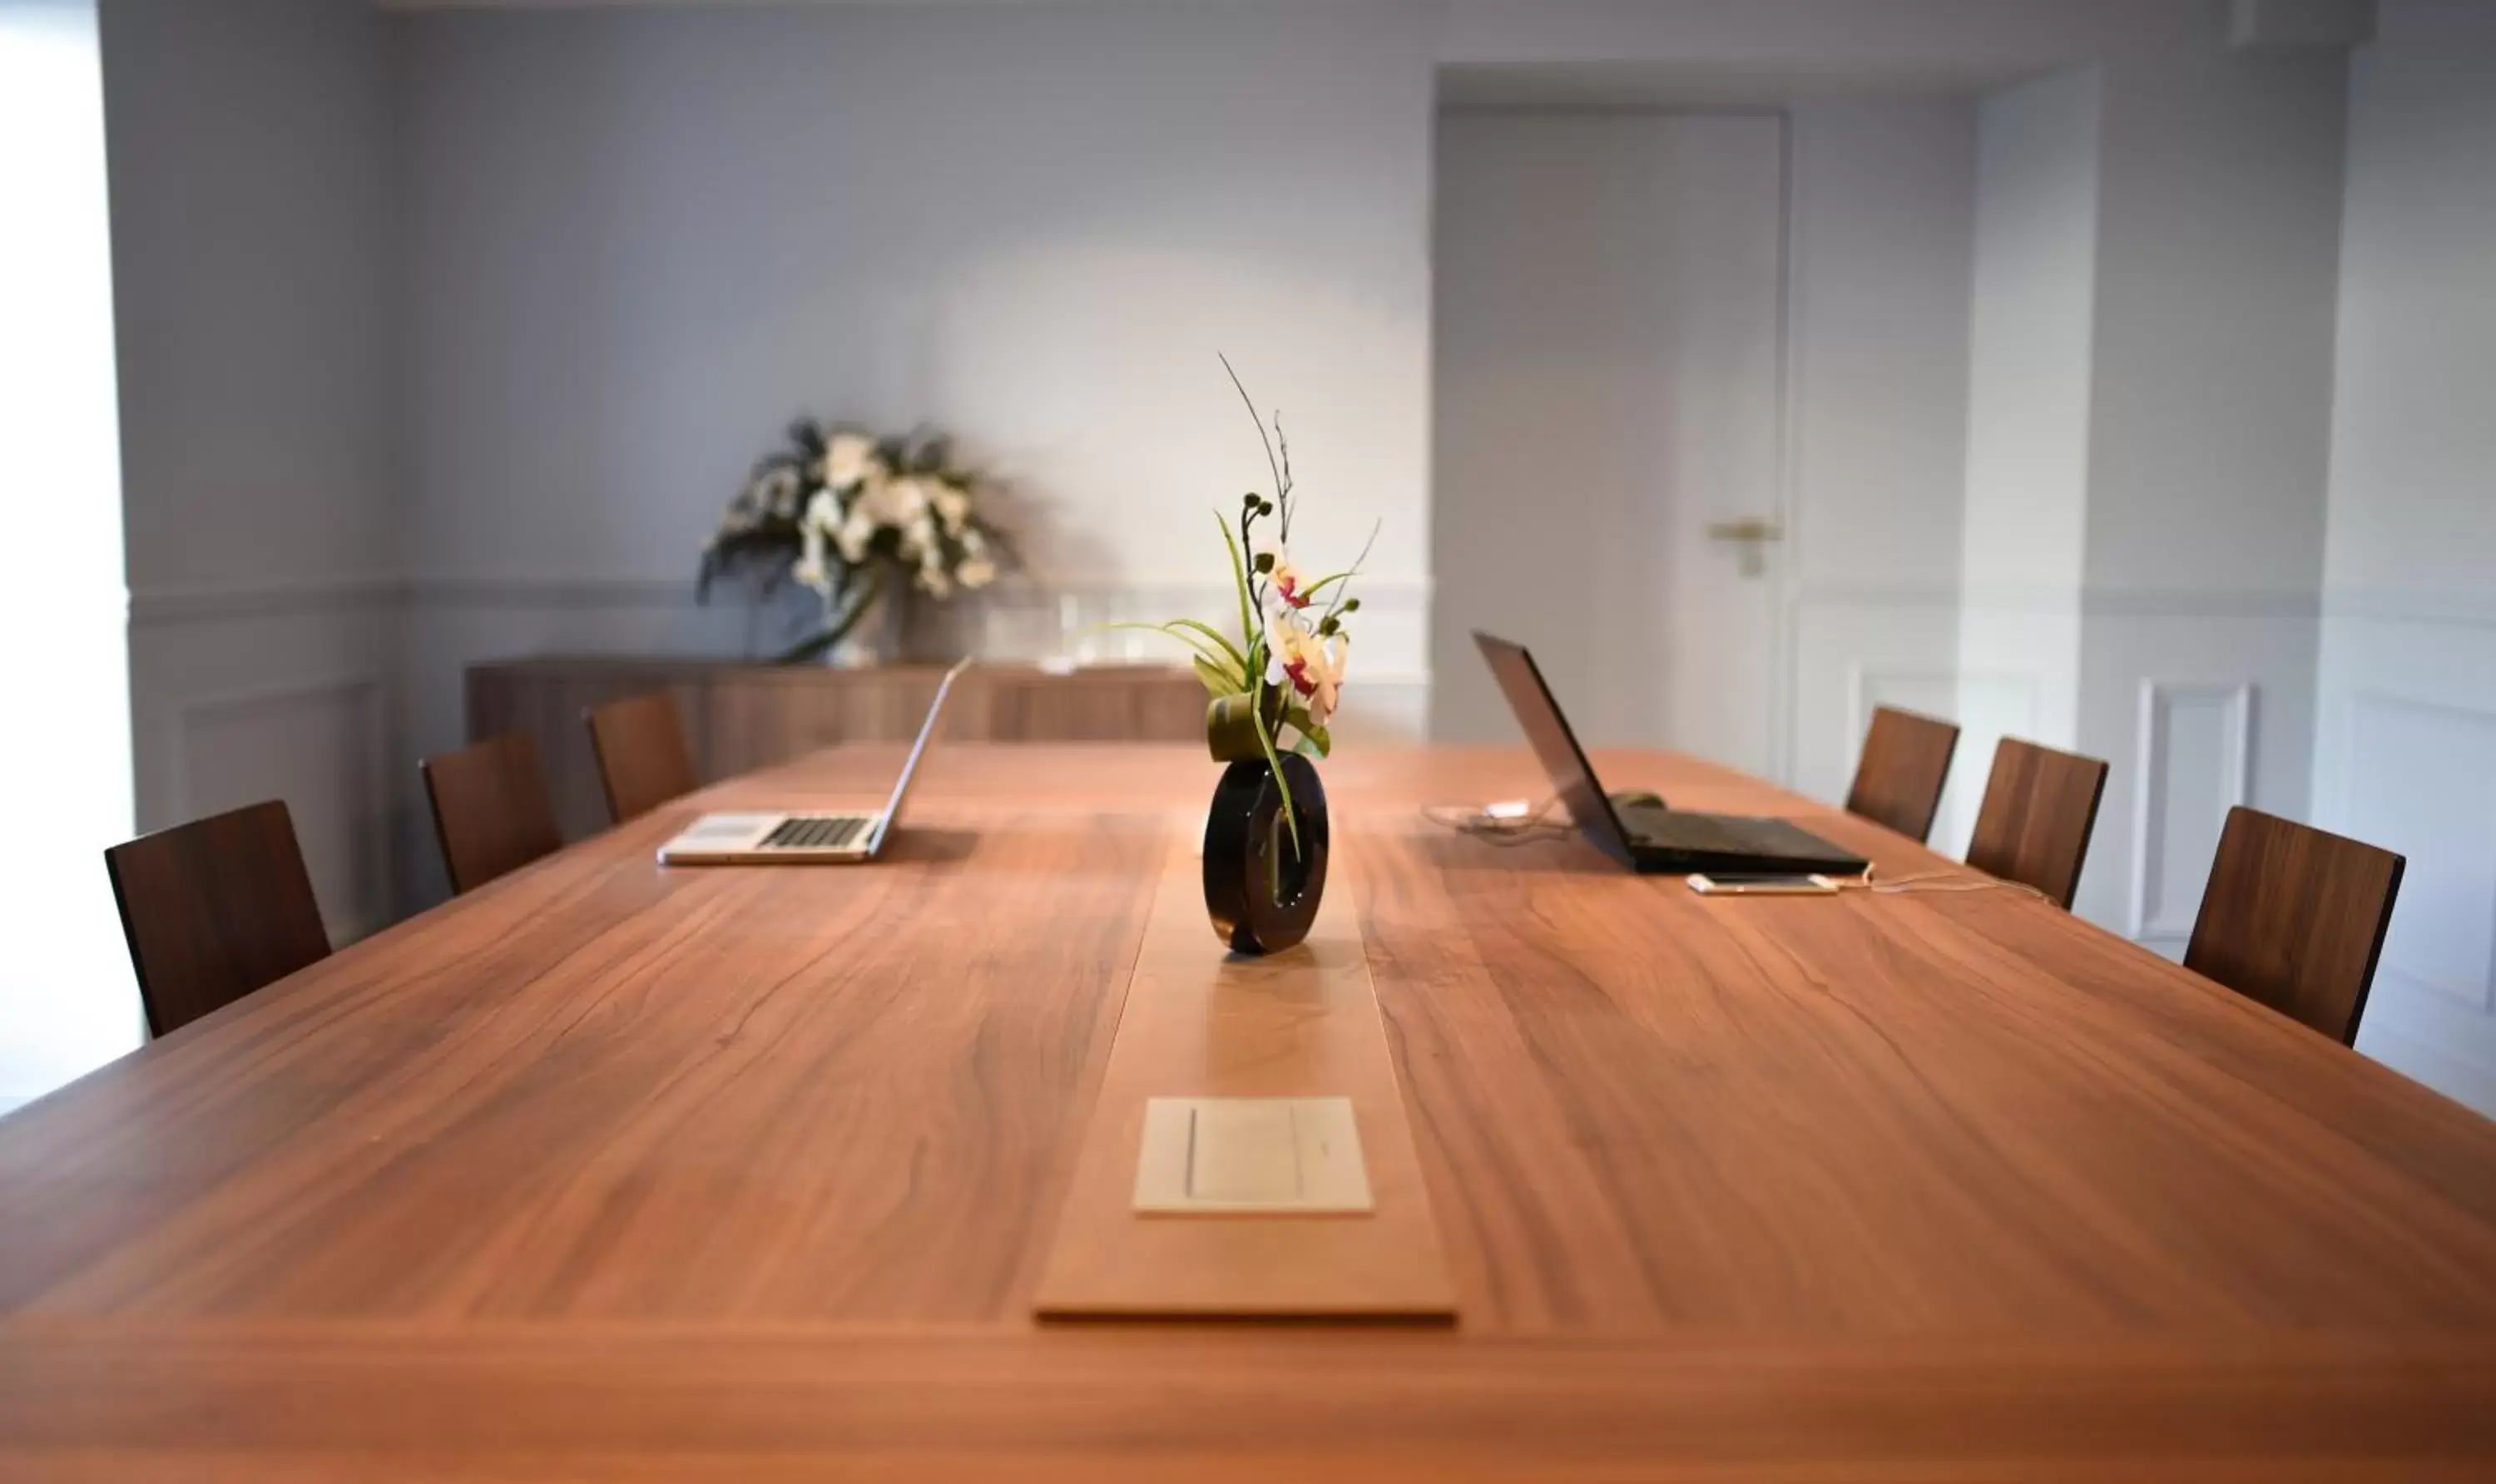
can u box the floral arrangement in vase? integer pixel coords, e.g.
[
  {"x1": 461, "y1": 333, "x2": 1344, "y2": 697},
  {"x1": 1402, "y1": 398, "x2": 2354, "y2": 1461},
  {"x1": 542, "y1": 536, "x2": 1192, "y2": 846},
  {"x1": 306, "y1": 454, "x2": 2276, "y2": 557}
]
[
  {"x1": 1132, "y1": 359, "x2": 1374, "y2": 954},
  {"x1": 698, "y1": 420, "x2": 1009, "y2": 664}
]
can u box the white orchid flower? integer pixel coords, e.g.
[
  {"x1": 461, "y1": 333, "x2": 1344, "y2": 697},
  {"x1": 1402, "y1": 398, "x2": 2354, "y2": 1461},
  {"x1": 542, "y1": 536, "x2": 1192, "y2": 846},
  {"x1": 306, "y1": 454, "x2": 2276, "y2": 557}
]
[
  {"x1": 883, "y1": 476, "x2": 929, "y2": 525},
  {"x1": 1251, "y1": 534, "x2": 1314, "y2": 616},
  {"x1": 916, "y1": 566, "x2": 953, "y2": 599},
  {"x1": 931, "y1": 482, "x2": 972, "y2": 534},
  {"x1": 899, "y1": 512, "x2": 938, "y2": 563},
  {"x1": 823, "y1": 433, "x2": 879, "y2": 492},
  {"x1": 834, "y1": 505, "x2": 874, "y2": 563},
  {"x1": 958, "y1": 556, "x2": 997, "y2": 590},
  {"x1": 794, "y1": 518, "x2": 832, "y2": 596},
  {"x1": 1265, "y1": 610, "x2": 1347, "y2": 729}
]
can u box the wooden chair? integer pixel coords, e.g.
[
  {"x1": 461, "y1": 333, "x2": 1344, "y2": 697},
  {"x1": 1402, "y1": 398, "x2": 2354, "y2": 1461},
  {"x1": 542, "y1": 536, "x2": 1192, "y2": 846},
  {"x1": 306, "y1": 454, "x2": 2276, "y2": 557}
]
[
  {"x1": 586, "y1": 690, "x2": 699, "y2": 824},
  {"x1": 2185, "y1": 806, "x2": 2404, "y2": 1046},
  {"x1": 422, "y1": 731, "x2": 564, "y2": 894},
  {"x1": 104, "y1": 800, "x2": 330, "y2": 1038},
  {"x1": 1845, "y1": 705, "x2": 1960, "y2": 843},
  {"x1": 1964, "y1": 738, "x2": 2109, "y2": 909}
]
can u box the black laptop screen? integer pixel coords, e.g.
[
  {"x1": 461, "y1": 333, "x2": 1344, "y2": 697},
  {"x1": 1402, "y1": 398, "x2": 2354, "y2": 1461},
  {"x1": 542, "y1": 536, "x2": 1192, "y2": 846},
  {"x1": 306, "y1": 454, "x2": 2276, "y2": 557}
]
[{"x1": 1471, "y1": 631, "x2": 1637, "y2": 868}]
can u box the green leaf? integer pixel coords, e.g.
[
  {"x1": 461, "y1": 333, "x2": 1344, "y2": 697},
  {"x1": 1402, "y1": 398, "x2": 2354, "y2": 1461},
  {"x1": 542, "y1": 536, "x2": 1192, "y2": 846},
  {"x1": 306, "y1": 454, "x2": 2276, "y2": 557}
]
[
  {"x1": 1247, "y1": 693, "x2": 1301, "y2": 861},
  {"x1": 1191, "y1": 654, "x2": 1237, "y2": 698},
  {"x1": 1108, "y1": 621, "x2": 1245, "y2": 687},
  {"x1": 1162, "y1": 617, "x2": 1250, "y2": 675}
]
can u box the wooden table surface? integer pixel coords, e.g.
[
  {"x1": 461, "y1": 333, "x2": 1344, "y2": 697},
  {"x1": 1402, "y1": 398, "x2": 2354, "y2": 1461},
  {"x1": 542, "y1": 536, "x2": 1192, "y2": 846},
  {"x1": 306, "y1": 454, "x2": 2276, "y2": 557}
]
[{"x1": 5, "y1": 744, "x2": 2494, "y2": 1479}]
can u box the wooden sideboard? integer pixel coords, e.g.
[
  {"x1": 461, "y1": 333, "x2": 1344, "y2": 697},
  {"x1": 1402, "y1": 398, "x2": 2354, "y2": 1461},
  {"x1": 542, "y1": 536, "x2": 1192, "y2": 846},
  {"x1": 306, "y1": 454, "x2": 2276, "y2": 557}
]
[{"x1": 467, "y1": 656, "x2": 1206, "y2": 838}]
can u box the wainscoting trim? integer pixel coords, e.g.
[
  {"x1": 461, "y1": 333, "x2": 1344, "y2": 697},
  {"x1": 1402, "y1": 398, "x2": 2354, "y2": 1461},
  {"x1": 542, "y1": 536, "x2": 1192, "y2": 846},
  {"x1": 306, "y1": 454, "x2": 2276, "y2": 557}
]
[
  {"x1": 171, "y1": 673, "x2": 390, "y2": 945},
  {"x1": 2127, "y1": 680, "x2": 2254, "y2": 945},
  {"x1": 127, "y1": 575, "x2": 401, "y2": 627}
]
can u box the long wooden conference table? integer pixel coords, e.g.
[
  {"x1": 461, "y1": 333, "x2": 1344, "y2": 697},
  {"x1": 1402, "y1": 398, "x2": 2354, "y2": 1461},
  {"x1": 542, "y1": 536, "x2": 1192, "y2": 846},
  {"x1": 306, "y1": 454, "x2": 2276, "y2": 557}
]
[{"x1": 3, "y1": 743, "x2": 2494, "y2": 1478}]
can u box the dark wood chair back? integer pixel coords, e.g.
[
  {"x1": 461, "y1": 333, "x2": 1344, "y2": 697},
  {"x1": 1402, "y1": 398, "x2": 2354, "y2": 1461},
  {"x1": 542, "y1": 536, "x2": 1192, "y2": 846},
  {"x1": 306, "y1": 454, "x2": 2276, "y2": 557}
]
[
  {"x1": 422, "y1": 731, "x2": 564, "y2": 894},
  {"x1": 1964, "y1": 738, "x2": 2110, "y2": 909},
  {"x1": 586, "y1": 690, "x2": 699, "y2": 824},
  {"x1": 104, "y1": 800, "x2": 330, "y2": 1038},
  {"x1": 2185, "y1": 806, "x2": 2404, "y2": 1046},
  {"x1": 1845, "y1": 705, "x2": 1960, "y2": 843}
]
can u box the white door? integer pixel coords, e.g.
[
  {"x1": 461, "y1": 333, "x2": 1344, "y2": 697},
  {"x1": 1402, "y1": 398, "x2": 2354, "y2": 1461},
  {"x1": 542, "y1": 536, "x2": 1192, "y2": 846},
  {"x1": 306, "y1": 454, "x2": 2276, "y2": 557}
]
[{"x1": 1430, "y1": 111, "x2": 1786, "y2": 775}]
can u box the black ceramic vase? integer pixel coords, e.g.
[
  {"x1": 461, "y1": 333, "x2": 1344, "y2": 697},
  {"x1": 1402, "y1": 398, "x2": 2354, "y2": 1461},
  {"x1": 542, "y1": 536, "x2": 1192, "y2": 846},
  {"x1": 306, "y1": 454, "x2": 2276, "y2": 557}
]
[{"x1": 1201, "y1": 754, "x2": 1330, "y2": 955}]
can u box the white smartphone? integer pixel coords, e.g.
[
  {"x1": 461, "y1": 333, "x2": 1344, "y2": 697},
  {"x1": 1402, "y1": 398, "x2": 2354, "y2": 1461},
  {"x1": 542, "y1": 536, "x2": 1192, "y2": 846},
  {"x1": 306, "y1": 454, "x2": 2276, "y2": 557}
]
[{"x1": 1687, "y1": 873, "x2": 1840, "y2": 897}]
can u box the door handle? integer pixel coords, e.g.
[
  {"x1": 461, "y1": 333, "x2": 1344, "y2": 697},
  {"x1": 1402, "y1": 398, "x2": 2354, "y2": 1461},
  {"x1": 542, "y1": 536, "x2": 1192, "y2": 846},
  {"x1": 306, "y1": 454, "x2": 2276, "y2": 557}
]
[{"x1": 1705, "y1": 517, "x2": 1784, "y2": 576}]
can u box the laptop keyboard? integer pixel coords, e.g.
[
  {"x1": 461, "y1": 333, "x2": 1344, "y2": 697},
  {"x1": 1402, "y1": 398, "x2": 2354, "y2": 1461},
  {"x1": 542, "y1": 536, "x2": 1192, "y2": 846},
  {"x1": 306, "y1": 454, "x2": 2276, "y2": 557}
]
[{"x1": 759, "y1": 815, "x2": 872, "y2": 851}]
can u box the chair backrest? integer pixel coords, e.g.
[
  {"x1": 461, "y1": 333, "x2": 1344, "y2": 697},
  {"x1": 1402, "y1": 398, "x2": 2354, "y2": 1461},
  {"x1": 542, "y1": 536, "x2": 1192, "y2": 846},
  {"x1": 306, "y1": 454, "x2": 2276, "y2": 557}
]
[
  {"x1": 2185, "y1": 806, "x2": 2404, "y2": 1046},
  {"x1": 1845, "y1": 705, "x2": 1960, "y2": 843},
  {"x1": 585, "y1": 690, "x2": 699, "y2": 824},
  {"x1": 422, "y1": 731, "x2": 564, "y2": 894},
  {"x1": 104, "y1": 800, "x2": 330, "y2": 1038},
  {"x1": 1964, "y1": 738, "x2": 2109, "y2": 909}
]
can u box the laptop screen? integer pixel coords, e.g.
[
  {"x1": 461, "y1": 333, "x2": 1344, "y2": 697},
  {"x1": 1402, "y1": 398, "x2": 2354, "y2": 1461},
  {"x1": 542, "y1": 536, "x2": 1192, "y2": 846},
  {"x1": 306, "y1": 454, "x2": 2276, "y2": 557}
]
[
  {"x1": 1470, "y1": 632, "x2": 1638, "y2": 868},
  {"x1": 864, "y1": 656, "x2": 973, "y2": 853}
]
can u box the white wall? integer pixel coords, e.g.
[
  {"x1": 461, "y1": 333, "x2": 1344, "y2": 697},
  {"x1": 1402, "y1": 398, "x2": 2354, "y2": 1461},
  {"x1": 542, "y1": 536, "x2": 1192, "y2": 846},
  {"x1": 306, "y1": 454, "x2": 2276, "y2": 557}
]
[
  {"x1": 1782, "y1": 99, "x2": 1977, "y2": 819},
  {"x1": 2070, "y1": 44, "x2": 2347, "y2": 942},
  {"x1": 2314, "y1": 0, "x2": 2496, "y2": 1113},
  {"x1": 1439, "y1": 0, "x2": 2206, "y2": 81},
  {"x1": 0, "y1": 0, "x2": 139, "y2": 1112},
  {"x1": 399, "y1": 1, "x2": 1435, "y2": 858},
  {"x1": 101, "y1": 0, "x2": 405, "y2": 946},
  {"x1": 1429, "y1": 111, "x2": 1786, "y2": 762},
  {"x1": 1944, "y1": 45, "x2": 2350, "y2": 949},
  {"x1": 1951, "y1": 66, "x2": 2098, "y2": 853},
  {"x1": 1432, "y1": 101, "x2": 1977, "y2": 789}
]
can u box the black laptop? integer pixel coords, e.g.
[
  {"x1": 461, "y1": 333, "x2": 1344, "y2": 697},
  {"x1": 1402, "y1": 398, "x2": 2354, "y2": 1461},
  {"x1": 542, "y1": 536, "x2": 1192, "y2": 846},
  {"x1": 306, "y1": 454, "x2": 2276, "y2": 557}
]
[{"x1": 1473, "y1": 631, "x2": 1869, "y2": 877}]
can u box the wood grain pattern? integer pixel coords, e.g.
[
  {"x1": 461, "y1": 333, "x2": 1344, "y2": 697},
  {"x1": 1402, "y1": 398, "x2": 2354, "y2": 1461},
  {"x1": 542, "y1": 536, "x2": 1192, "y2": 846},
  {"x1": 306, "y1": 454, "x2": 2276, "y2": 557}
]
[
  {"x1": 421, "y1": 731, "x2": 565, "y2": 895},
  {"x1": 1033, "y1": 855, "x2": 1456, "y2": 1318},
  {"x1": 473, "y1": 659, "x2": 1207, "y2": 838},
  {"x1": 1845, "y1": 705, "x2": 1961, "y2": 843},
  {"x1": 102, "y1": 799, "x2": 330, "y2": 1038},
  {"x1": 2187, "y1": 804, "x2": 2406, "y2": 1046},
  {"x1": 13, "y1": 744, "x2": 2496, "y2": 1477},
  {"x1": 583, "y1": 690, "x2": 701, "y2": 825},
  {"x1": 1965, "y1": 736, "x2": 2110, "y2": 908},
  {"x1": 2, "y1": 1328, "x2": 2491, "y2": 1482}
]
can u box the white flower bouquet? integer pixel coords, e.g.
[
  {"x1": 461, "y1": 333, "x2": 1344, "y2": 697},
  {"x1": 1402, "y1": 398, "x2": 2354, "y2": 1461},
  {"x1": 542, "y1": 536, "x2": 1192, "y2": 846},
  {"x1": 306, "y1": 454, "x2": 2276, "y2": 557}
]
[{"x1": 699, "y1": 421, "x2": 1010, "y2": 663}]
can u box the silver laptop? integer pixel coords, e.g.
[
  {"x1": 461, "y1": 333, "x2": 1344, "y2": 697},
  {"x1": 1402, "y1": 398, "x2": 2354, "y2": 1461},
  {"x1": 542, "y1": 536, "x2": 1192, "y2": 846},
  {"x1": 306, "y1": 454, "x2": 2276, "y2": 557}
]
[{"x1": 657, "y1": 658, "x2": 971, "y2": 866}]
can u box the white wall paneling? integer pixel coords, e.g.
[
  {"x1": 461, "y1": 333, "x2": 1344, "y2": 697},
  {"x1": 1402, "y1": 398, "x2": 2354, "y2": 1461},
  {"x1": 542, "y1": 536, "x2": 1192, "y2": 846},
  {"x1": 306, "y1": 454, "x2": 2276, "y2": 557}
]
[
  {"x1": 175, "y1": 673, "x2": 389, "y2": 947},
  {"x1": 127, "y1": 582, "x2": 407, "y2": 934},
  {"x1": 1786, "y1": 589, "x2": 1957, "y2": 819},
  {"x1": 2127, "y1": 680, "x2": 2253, "y2": 951},
  {"x1": 2319, "y1": 642, "x2": 2496, "y2": 1115},
  {"x1": 83, "y1": 0, "x2": 406, "y2": 1105},
  {"x1": 1955, "y1": 65, "x2": 2098, "y2": 820},
  {"x1": 2343, "y1": 693, "x2": 2496, "y2": 1014},
  {"x1": 2312, "y1": 0, "x2": 2496, "y2": 1113},
  {"x1": 1847, "y1": 658, "x2": 2038, "y2": 858}
]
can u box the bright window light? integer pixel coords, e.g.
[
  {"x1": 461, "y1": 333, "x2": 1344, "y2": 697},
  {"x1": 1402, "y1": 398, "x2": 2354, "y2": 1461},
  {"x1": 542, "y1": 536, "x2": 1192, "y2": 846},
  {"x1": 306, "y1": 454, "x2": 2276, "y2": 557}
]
[{"x1": 0, "y1": 0, "x2": 143, "y2": 1112}]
